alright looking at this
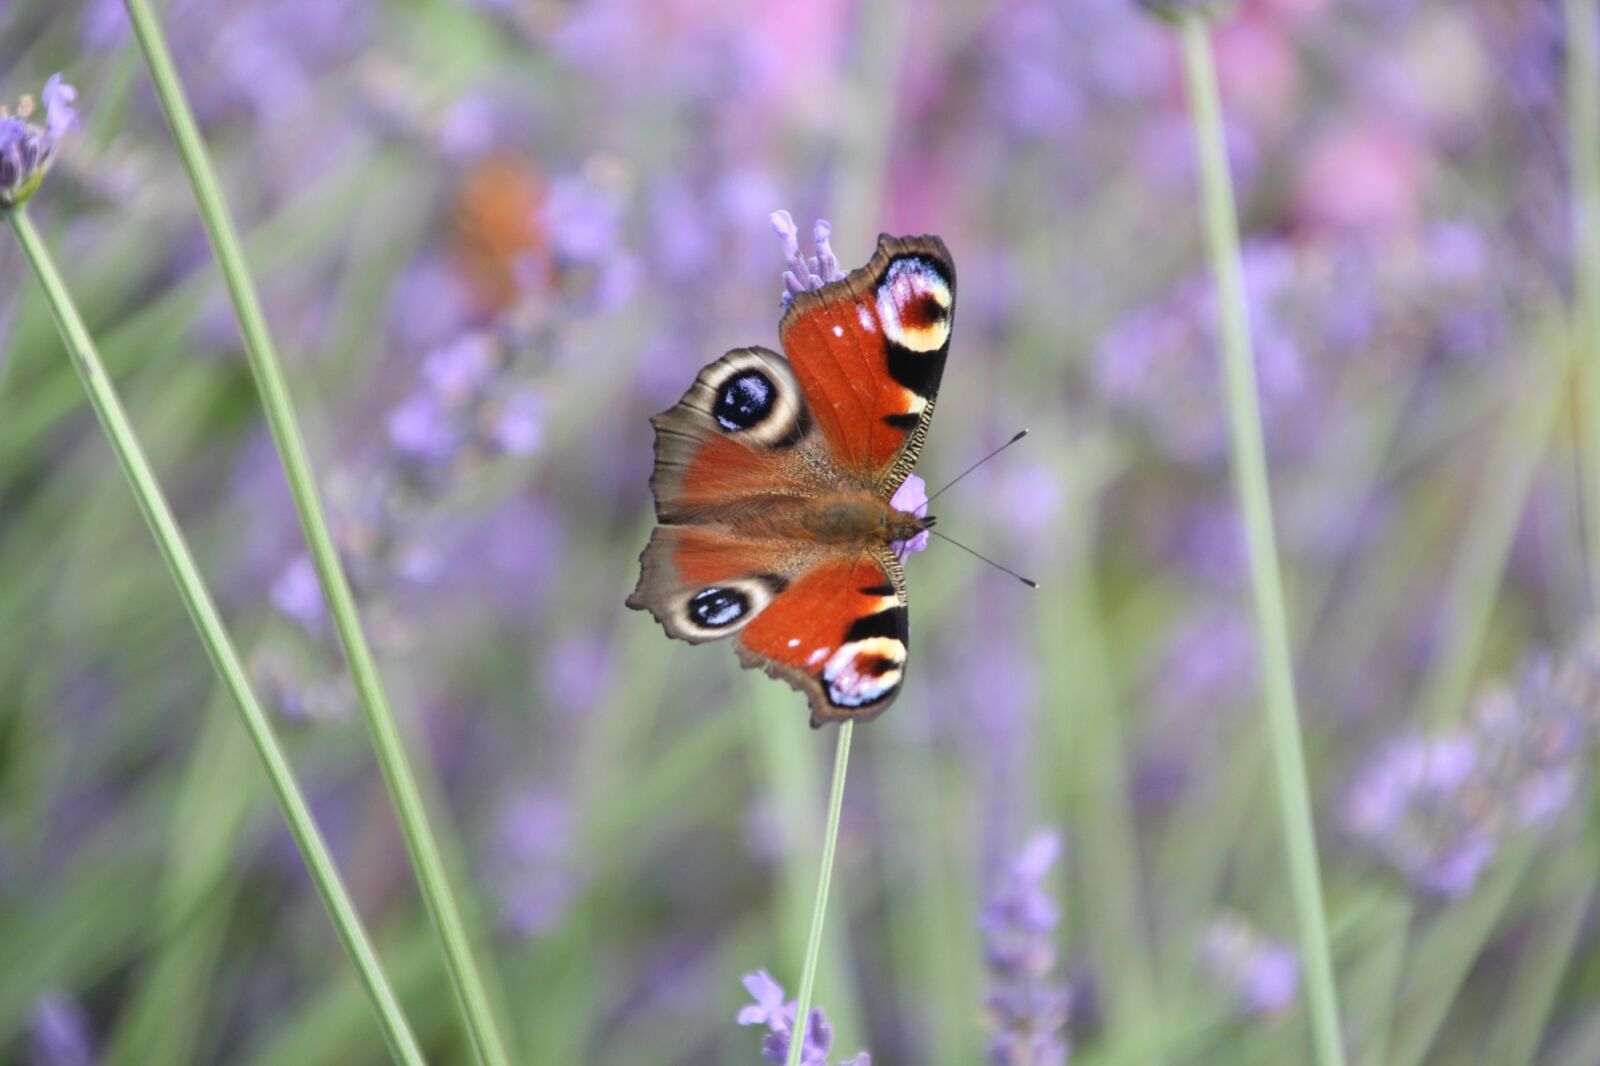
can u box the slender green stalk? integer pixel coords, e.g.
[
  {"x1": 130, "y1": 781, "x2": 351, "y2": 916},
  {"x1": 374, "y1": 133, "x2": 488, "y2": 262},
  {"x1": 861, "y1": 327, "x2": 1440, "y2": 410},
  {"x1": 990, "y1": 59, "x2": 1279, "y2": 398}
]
[
  {"x1": 1177, "y1": 19, "x2": 1347, "y2": 1066},
  {"x1": 118, "y1": 4, "x2": 512, "y2": 1063},
  {"x1": 786, "y1": 722, "x2": 855, "y2": 1066},
  {"x1": 1567, "y1": 0, "x2": 1600, "y2": 589},
  {"x1": 4, "y1": 207, "x2": 426, "y2": 1066}
]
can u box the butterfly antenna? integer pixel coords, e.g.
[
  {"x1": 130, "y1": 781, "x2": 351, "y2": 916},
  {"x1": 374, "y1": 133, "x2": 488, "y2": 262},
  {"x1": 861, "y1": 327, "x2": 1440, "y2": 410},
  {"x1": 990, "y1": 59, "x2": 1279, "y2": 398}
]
[
  {"x1": 921, "y1": 428, "x2": 1030, "y2": 510},
  {"x1": 927, "y1": 528, "x2": 1039, "y2": 589}
]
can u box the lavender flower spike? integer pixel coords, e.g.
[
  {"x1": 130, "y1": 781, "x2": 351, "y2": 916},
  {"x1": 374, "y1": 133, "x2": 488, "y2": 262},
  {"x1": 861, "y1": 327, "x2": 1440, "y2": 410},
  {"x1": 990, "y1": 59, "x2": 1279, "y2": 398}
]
[
  {"x1": 890, "y1": 475, "x2": 931, "y2": 559},
  {"x1": 738, "y1": 970, "x2": 789, "y2": 1029},
  {"x1": 1, "y1": 74, "x2": 78, "y2": 207},
  {"x1": 982, "y1": 832, "x2": 1072, "y2": 1065},
  {"x1": 771, "y1": 209, "x2": 848, "y2": 309},
  {"x1": 1341, "y1": 630, "x2": 1600, "y2": 898},
  {"x1": 737, "y1": 971, "x2": 870, "y2": 1065},
  {"x1": 1200, "y1": 912, "x2": 1300, "y2": 1019}
]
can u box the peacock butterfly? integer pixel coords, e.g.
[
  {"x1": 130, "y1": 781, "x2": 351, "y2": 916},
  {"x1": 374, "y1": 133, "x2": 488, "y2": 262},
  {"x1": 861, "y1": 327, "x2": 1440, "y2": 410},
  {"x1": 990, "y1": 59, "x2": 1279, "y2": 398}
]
[{"x1": 627, "y1": 227, "x2": 955, "y2": 726}]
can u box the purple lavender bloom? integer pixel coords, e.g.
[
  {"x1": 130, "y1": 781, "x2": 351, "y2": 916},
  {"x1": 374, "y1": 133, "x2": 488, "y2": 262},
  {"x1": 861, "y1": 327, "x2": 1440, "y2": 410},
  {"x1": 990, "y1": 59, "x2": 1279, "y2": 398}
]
[
  {"x1": 542, "y1": 168, "x2": 638, "y2": 310},
  {"x1": 1343, "y1": 633, "x2": 1600, "y2": 898},
  {"x1": 1200, "y1": 914, "x2": 1300, "y2": 1019},
  {"x1": 29, "y1": 994, "x2": 97, "y2": 1066},
  {"x1": 981, "y1": 832, "x2": 1072, "y2": 1065},
  {"x1": 2, "y1": 75, "x2": 78, "y2": 207},
  {"x1": 489, "y1": 390, "x2": 544, "y2": 456},
  {"x1": 387, "y1": 391, "x2": 462, "y2": 465},
  {"x1": 41, "y1": 77, "x2": 79, "y2": 140},
  {"x1": 736, "y1": 971, "x2": 870, "y2": 1065},
  {"x1": 1476, "y1": 651, "x2": 1598, "y2": 827},
  {"x1": 542, "y1": 632, "x2": 614, "y2": 717},
  {"x1": 738, "y1": 970, "x2": 790, "y2": 1029},
  {"x1": 390, "y1": 255, "x2": 478, "y2": 355},
  {"x1": 1093, "y1": 238, "x2": 1358, "y2": 465},
  {"x1": 422, "y1": 334, "x2": 501, "y2": 401},
  {"x1": 771, "y1": 210, "x2": 848, "y2": 309},
  {"x1": 890, "y1": 475, "x2": 931, "y2": 560},
  {"x1": 491, "y1": 787, "x2": 575, "y2": 938},
  {"x1": 269, "y1": 553, "x2": 328, "y2": 634},
  {"x1": 1342, "y1": 732, "x2": 1495, "y2": 898},
  {"x1": 437, "y1": 94, "x2": 502, "y2": 162}
]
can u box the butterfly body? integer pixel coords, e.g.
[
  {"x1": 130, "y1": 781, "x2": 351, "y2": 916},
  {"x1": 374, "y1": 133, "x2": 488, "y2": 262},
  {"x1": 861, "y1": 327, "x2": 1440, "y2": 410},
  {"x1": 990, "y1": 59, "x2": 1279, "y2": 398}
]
[
  {"x1": 701, "y1": 491, "x2": 932, "y2": 547},
  {"x1": 629, "y1": 233, "x2": 955, "y2": 725}
]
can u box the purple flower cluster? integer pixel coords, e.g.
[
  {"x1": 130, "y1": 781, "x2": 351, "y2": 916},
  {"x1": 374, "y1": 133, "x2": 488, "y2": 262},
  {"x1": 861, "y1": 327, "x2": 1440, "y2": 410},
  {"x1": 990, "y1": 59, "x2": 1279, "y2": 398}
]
[
  {"x1": 981, "y1": 833, "x2": 1071, "y2": 1066},
  {"x1": 252, "y1": 314, "x2": 561, "y2": 720},
  {"x1": 1199, "y1": 912, "x2": 1300, "y2": 1019},
  {"x1": 29, "y1": 994, "x2": 97, "y2": 1066},
  {"x1": 737, "y1": 971, "x2": 871, "y2": 1066},
  {"x1": 264, "y1": 327, "x2": 542, "y2": 630},
  {"x1": 1343, "y1": 634, "x2": 1600, "y2": 898},
  {"x1": 1, "y1": 75, "x2": 78, "y2": 208},
  {"x1": 772, "y1": 211, "x2": 846, "y2": 310},
  {"x1": 890, "y1": 475, "x2": 932, "y2": 560}
]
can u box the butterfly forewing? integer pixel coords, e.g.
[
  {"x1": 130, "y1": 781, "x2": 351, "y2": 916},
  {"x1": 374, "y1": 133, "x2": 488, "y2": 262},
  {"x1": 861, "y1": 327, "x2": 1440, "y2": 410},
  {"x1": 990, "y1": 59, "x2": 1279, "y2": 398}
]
[{"x1": 778, "y1": 235, "x2": 955, "y2": 494}]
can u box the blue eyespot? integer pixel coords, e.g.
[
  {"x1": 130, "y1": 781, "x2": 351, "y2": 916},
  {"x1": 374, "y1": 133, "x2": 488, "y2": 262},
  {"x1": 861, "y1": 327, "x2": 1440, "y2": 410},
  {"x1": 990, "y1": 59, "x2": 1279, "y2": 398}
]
[
  {"x1": 690, "y1": 586, "x2": 747, "y2": 628},
  {"x1": 714, "y1": 370, "x2": 775, "y2": 432}
]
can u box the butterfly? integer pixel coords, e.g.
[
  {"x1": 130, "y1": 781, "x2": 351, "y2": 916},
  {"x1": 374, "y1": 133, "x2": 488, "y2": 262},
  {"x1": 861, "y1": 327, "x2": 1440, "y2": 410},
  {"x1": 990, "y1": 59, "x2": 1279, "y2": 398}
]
[{"x1": 627, "y1": 233, "x2": 955, "y2": 726}]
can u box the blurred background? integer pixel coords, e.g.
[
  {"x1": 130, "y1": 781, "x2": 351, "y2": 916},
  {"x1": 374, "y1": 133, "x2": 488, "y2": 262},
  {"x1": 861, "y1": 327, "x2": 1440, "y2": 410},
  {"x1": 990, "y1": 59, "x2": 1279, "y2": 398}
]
[{"x1": 2, "y1": 0, "x2": 1598, "y2": 1063}]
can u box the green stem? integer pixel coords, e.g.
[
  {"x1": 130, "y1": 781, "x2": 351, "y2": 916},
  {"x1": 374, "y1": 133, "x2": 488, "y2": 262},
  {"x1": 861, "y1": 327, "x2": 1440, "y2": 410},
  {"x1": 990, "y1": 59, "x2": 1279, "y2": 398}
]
[
  {"x1": 118, "y1": 4, "x2": 513, "y2": 1063},
  {"x1": 1178, "y1": 18, "x2": 1348, "y2": 1066},
  {"x1": 1567, "y1": 0, "x2": 1600, "y2": 591},
  {"x1": 4, "y1": 207, "x2": 427, "y2": 1066},
  {"x1": 786, "y1": 722, "x2": 855, "y2": 1066}
]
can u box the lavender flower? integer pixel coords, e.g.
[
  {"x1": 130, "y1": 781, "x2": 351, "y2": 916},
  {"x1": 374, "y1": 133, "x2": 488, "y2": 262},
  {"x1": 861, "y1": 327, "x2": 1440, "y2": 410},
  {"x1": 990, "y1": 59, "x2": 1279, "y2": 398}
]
[
  {"x1": 267, "y1": 327, "x2": 543, "y2": 637},
  {"x1": 981, "y1": 832, "x2": 1071, "y2": 1066},
  {"x1": 1343, "y1": 633, "x2": 1600, "y2": 898},
  {"x1": 736, "y1": 971, "x2": 870, "y2": 1065},
  {"x1": 1344, "y1": 729, "x2": 1507, "y2": 899},
  {"x1": 541, "y1": 165, "x2": 638, "y2": 310},
  {"x1": 1200, "y1": 913, "x2": 1300, "y2": 1019},
  {"x1": 772, "y1": 210, "x2": 847, "y2": 309},
  {"x1": 890, "y1": 475, "x2": 932, "y2": 560},
  {"x1": 2, "y1": 75, "x2": 78, "y2": 208},
  {"x1": 490, "y1": 787, "x2": 575, "y2": 938},
  {"x1": 1093, "y1": 239, "x2": 1320, "y2": 464},
  {"x1": 269, "y1": 553, "x2": 328, "y2": 633},
  {"x1": 29, "y1": 994, "x2": 97, "y2": 1066}
]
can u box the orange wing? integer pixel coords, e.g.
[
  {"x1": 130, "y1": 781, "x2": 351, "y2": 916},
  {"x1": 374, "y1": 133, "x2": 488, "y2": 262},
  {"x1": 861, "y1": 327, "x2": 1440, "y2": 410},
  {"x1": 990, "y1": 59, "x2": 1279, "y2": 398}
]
[
  {"x1": 642, "y1": 346, "x2": 838, "y2": 525},
  {"x1": 778, "y1": 234, "x2": 955, "y2": 494},
  {"x1": 626, "y1": 528, "x2": 910, "y2": 726},
  {"x1": 736, "y1": 548, "x2": 909, "y2": 725}
]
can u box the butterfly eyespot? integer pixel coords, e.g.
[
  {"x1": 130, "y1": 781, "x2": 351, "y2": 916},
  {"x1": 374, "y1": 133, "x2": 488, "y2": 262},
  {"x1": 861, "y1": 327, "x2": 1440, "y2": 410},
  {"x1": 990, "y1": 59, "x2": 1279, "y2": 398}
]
[
  {"x1": 694, "y1": 350, "x2": 808, "y2": 448},
  {"x1": 689, "y1": 586, "x2": 748, "y2": 628},
  {"x1": 713, "y1": 370, "x2": 776, "y2": 432},
  {"x1": 664, "y1": 573, "x2": 787, "y2": 641},
  {"x1": 822, "y1": 637, "x2": 906, "y2": 708},
  {"x1": 877, "y1": 256, "x2": 952, "y2": 356}
]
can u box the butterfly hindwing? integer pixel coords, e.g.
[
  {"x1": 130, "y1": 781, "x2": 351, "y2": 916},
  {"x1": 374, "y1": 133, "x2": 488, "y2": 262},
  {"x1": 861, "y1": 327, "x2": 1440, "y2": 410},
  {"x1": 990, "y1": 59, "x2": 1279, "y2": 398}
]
[
  {"x1": 629, "y1": 528, "x2": 910, "y2": 724},
  {"x1": 778, "y1": 234, "x2": 955, "y2": 495},
  {"x1": 626, "y1": 526, "x2": 803, "y2": 643},
  {"x1": 735, "y1": 546, "x2": 910, "y2": 726}
]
